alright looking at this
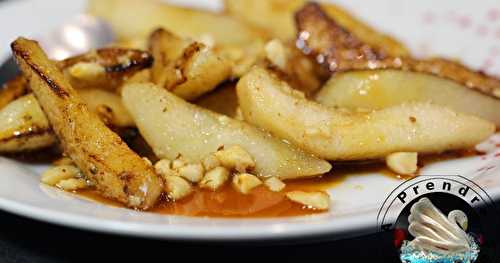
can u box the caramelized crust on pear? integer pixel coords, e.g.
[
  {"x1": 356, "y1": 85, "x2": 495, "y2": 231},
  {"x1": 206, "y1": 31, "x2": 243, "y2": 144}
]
[
  {"x1": 295, "y1": 3, "x2": 500, "y2": 99},
  {"x1": 12, "y1": 38, "x2": 163, "y2": 209}
]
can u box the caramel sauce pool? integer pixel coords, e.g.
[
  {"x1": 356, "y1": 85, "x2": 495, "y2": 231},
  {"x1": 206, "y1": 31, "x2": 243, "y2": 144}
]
[
  {"x1": 76, "y1": 164, "x2": 389, "y2": 217},
  {"x1": 77, "y1": 175, "x2": 345, "y2": 218},
  {"x1": 76, "y1": 149, "x2": 480, "y2": 218}
]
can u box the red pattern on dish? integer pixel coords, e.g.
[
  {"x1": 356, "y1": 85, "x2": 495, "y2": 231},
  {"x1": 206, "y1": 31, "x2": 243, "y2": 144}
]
[{"x1": 420, "y1": 8, "x2": 500, "y2": 74}]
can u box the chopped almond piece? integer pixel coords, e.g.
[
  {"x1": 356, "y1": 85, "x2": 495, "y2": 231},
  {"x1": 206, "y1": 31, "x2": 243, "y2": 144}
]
[
  {"x1": 286, "y1": 191, "x2": 330, "y2": 210},
  {"x1": 232, "y1": 173, "x2": 262, "y2": 194},
  {"x1": 264, "y1": 177, "x2": 286, "y2": 192},
  {"x1": 178, "y1": 163, "x2": 204, "y2": 183},
  {"x1": 202, "y1": 154, "x2": 221, "y2": 171},
  {"x1": 215, "y1": 145, "x2": 255, "y2": 172},
  {"x1": 56, "y1": 178, "x2": 88, "y2": 191},
  {"x1": 154, "y1": 159, "x2": 176, "y2": 177},
  {"x1": 386, "y1": 152, "x2": 418, "y2": 175},
  {"x1": 68, "y1": 62, "x2": 105, "y2": 81},
  {"x1": 41, "y1": 165, "x2": 82, "y2": 186},
  {"x1": 265, "y1": 39, "x2": 287, "y2": 71},
  {"x1": 163, "y1": 175, "x2": 193, "y2": 201},
  {"x1": 172, "y1": 157, "x2": 187, "y2": 169},
  {"x1": 200, "y1": 166, "x2": 230, "y2": 191}
]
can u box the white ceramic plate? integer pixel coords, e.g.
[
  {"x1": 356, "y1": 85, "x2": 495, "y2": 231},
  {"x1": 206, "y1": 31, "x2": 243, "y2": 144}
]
[{"x1": 0, "y1": 0, "x2": 499, "y2": 241}]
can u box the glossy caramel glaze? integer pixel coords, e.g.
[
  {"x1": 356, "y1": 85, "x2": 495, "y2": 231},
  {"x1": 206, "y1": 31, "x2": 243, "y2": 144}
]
[
  {"x1": 76, "y1": 163, "x2": 392, "y2": 217},
  {"x1": 74, "y1": 149, "x2": 481, "y2": 217}
]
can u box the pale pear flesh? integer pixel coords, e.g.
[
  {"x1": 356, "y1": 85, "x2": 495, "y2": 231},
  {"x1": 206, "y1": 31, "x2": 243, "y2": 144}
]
[
  {"x1": 122, "y1": 82, "x2": 331, "y2": 180},
  {"x1": 316, "y1": 70, "x2": 500, "y2": 127},
  {"x1": 237, "y1": 68, "x2": 495, "y2": 160}
]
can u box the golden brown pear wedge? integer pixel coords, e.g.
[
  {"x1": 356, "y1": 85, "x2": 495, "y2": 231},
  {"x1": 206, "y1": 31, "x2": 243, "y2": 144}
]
[
  {"x1": 0, "y1": 94, "x2": 55, "y2": 153},
  {"x1": 237, "y1": 68, "x2": 495, "y2": 160},
  {"x1": 78, "y1": 88, "x2": 134, "y2": 127},
  {"x1": 11, "y1": 38, "x2": 163, "y2": 209},
  {"x1": 122, "y1": 82, "x2": 331, "y2": 180},
  {"x1": 316, "y1": 70, "x2": 500, "y2": 127},
  {"x1": 87, "y1": 0, "x2": 267, "y2": 46},
  {"x1": 224, "y1": 0, "x2": 409, "y2": 56},
  {"x1": 58, "y1": 47, "x2": 153, "y2": 91},
  {"x1": 0, "y1": 76, "x2": 29, "y2": 109},
  {"x1": 295, "y1": 3, "x2": 500, "y2": 99},
  {"x1": 0, "y1": 89, "x2": 134, "y2": 154},
  {"x1": 148, "y1": 28, "x2": 232, "y2": 100}
]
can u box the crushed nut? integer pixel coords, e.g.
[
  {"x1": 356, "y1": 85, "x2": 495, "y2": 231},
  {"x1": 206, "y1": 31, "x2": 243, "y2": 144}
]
[
  {"x1": 265, "y1": 39, "x2": 287, "y2": 71},
  {"x1": 127, "y1": 195, "x2": 143, "y2": 207},
  {"x1": 200, "y1": 166, "x2": 230, "y2": 191},
  {"x1": 172, "y1": 157, "x2": 187, "y2": 169},
  {"x1": 56, "y1": 178, "x2": 88, "y2": 191},
  {"x1": 385, "y1": 152, "x2": 418, "y2": 175},
  {"x1": 154, "y1": 159, "x2": 176, "y2": 177},
  {"x1": 286, "y1": 191, "x2": 330, "y2": 210},
  {"x1": 178, "y1": 163, "x2": 204, "y2": 183},
  {"x1": 41, "y1": 165, "x2": 82, "y2": 186},
  {"x1": 163, "y1": 175, "x2": 193, "y2": 201},
  {"x1": 68, "y1": 62, "x2": 105, "y2": 80},
  {"x1": 264, "y1": 177, "x2": 286, "y2": 192},
  {"x1": 232, "y1": 173, "x2": 262, "y2": 194},
  {"x1": 202, "y1": 154, "x2": 221, "y2": 171},
  {"x1": 215, "y1": 145, "x2": 255, "y2": 173}
]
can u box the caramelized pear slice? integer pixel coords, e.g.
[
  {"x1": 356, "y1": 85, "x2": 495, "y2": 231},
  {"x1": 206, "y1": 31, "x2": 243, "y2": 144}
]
[
  {"x1": 224, "y1": 0, "x2": 409, "y2": 56},
  {"x1": 0, "y1": 76, "x2": 29, "y2": 109},
  {"x1": 148, "y1": 28, "x2": 231, "y2": 100},
  {"x1": 295, "y1": 2, "x2": 500, "y2": 99},
  {"x1": 122, "y1": 82, "x2": 331, "y2": 180},
  {"x1": 316, "y1": 70, "x2": 500, "y2": 126},
  {"x1": 12, "y1": 38, "x2": 163, "y2": 209},
  {"x1": 88, "y1": 0, "x2": 266, "y2": 45},
  {"x1": 237, "y1": 68, "x2": 495, "y2": 160},
  {"x1": 0, "y1": 94, "x2": 55, "y2": 153}
]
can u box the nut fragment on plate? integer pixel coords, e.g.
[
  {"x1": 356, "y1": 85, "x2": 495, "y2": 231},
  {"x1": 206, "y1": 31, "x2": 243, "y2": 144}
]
[
  {"x1": 214, "y1": 145, "x2": 255, "y2": 173},
  {"x1": 264, "y1": 177, "x2": 286, "y2": 192},
  {"x1": 201, "y1": 153, "x2": 221, "y2": 171},
  {"x1": 154, "y1": 159, "x2": 175, "y2": 177},
  {"x1": 177, "y1": 163, "x2": 205, "y2": 183},
  {"x1": 163, "y1": 175, "x2": 193, "y2": 201},
  {"x1": 199, "y1": 166, "x2": 230, "y2": 191},
  {"x1": 286, "y1": 191, "x2": 330, "y2": 210},
  {"x1": 386, "y1": 152, "x2": 418, "y2": 176},
  {"x1": 67, "y1": 62, "x2": 105, "y2": 81},
  {"x1": 172, "y1": 157, "x2": 187, "y2": 169},
  {"x1": 41, "y1": 165, "x2": 82, "y2": 186},
  {"x1": 56, "y1": 178, "x2": 88, "y2": 191},
  {"x1": 265, "y1": 39, "x2": 287, "y2": 71},
  {"x1": 232, "y1": 173, "x2": 262, "y2": 194}
]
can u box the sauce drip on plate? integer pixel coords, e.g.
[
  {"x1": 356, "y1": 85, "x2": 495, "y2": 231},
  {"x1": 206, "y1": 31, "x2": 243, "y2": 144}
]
[{"x1": 75, "y1": 149, "x2": 481, "y2": 218}]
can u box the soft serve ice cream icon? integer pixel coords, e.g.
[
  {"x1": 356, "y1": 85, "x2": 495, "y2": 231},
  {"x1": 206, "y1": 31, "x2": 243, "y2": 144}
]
[{"x1": 400, "y1": 197, "x2": 480, "y2": 263}]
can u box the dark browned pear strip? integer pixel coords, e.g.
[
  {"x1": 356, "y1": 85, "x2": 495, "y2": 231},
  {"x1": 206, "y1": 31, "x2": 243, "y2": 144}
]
[
  {"x1": 11, "y1": 37, "x2": 163, "y2": 209},
  {"x1": 295, "y1": 2, "x2": 500, "y2": 99}
]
